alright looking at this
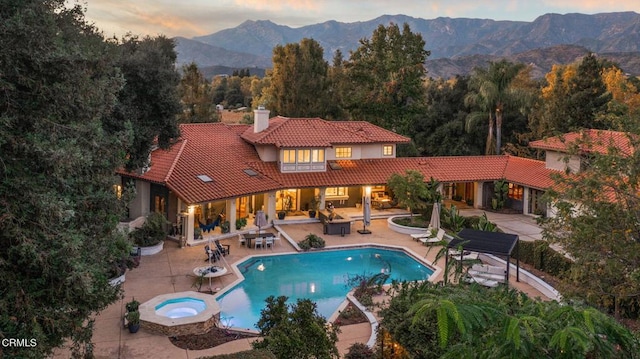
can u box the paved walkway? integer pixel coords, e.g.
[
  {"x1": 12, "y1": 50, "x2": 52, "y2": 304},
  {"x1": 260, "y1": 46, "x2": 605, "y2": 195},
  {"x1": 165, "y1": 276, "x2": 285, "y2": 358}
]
[{"x1": 52, "y1": 210, "x2": 550, "y2": 359}]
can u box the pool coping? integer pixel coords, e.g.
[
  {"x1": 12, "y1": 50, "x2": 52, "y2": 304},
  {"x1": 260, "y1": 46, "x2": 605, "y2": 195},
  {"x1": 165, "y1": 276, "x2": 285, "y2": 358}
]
[{"x1": 213, "y1": 243, "x2": 442, "y2": 334}]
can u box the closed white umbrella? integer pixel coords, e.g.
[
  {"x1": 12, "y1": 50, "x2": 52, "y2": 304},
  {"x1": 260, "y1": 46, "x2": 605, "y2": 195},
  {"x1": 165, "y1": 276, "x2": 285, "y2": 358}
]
[
  {"x1": 358, "y1": 190, "x2": 372, "y2": 234},
  {"x1": 254, "y1": 210, "x2": 267, "y2": 233},
  {"x1": 430, "y1": 203, "x2": 441, "y2": 230}
]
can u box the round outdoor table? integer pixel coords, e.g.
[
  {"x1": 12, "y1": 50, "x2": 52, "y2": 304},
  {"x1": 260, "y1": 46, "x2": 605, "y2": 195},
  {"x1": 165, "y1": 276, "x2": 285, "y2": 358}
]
[{"x1": 193, "y1": 265, "x2": 228, "y2": 278}]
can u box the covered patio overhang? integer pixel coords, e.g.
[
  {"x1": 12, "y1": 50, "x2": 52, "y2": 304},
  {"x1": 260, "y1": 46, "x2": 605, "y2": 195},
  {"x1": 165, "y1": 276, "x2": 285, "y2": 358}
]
[{"x1": 446, "y1": 228, "x2": 519, "y2": 285}]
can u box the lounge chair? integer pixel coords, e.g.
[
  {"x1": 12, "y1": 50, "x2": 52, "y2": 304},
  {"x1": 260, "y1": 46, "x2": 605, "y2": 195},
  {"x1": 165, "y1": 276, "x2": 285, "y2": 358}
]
[
  {"x1": 409, "y1": 226, "x2": 433, "y2": 241},
  {"x1": 418, "y1": 228, "x2": 445, "y2": 245},
  {"x1": 464, "y1": 264, "x2": 507, "y2": 287},
  {"x1": 449, "y1": 249, "x2": 479, "y2": 261}
]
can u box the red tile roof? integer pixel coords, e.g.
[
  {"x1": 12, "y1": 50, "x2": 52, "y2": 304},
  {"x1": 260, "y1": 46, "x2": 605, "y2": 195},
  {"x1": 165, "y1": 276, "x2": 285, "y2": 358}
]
[
  {"x1": 118, "y1": 122, "x2": 558, "y2": 204},
  {"x1": 241, "y1": 117, "x2": 410, "y2": 147},
  {"x1": 118, "y1": 140, "x2": 185, "y2": 185},
  {"x1": 503, "y1": 156, "x2": 558, "y2": 190},
  {"x1": 529, "y1": 129, "x2": 634, "y2": 156}
]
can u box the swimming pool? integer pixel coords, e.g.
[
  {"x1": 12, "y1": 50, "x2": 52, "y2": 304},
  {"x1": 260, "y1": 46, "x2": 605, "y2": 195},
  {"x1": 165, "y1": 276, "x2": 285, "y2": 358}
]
[{"x1": 216, "y1": 247, "x2": 433, "y2": 330}]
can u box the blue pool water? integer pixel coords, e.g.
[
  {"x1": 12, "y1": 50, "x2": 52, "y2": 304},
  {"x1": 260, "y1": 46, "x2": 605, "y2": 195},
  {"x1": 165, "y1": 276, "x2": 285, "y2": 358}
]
[{"x1": 216, "y1": 247, "x2": 433, "y2": 330}]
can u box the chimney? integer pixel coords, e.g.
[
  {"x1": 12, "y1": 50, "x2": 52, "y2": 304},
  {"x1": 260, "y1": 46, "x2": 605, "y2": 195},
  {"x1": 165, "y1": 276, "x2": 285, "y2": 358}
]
[{"x1": 254, "y1": 106, "x2": 270, "y2": 133}]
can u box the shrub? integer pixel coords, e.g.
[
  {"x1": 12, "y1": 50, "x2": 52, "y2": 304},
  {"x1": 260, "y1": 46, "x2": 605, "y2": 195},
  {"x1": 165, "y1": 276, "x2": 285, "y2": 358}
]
[
  {"x1": 391, "y1": 216, "x2": 430, "y2": 228},
  {"x1": 298, "y1": 233, "x2": 325, "y2": 251},
  {"x1": 199, "y1": 350, "x2": 276, "y2": 359},
  {"x1": 516, "y1": 240, "x2": 572, "y2": 276},
  {"x1": 346, "y1": 273, "x2": 389, "y2": 308},
  {"x1": 345, "y1": 343, "x2": 375, "y2": 359},
  {"x1": 492, "y1": 179, "x2": 509, "y2": 210},
  {"x1": 441, "y1": 204, "x2": 465, "y2": 232},
  {"x1": 130, "y1": 212, "x2": 168, "y2": 247}
]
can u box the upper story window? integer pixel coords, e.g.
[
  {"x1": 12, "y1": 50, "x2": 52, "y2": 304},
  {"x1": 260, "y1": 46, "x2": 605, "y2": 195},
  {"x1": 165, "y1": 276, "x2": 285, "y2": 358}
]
[
  {"x1": 383, "y1": 145, "x2": 393, "y2": 156},
  {"x1": 283, "y1": 149, "x2": 296, "y2": 163},
  {"x1": 335, "y1": 147, "x2": 352, "y2": 158},
  {"x1": 312, "y1": 149, "x2": 324, "y2": 162},
  {"x1": 297, "y1": 149, "x2": 311, "y2": 163}
]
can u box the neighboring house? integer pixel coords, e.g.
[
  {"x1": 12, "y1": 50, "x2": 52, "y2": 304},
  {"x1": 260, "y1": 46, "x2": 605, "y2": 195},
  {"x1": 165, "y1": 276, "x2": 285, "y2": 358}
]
[
  {"x1": 117, "y1": 108, "x2": 571, "y2": 243},
  {"x1": 529, "y1": 129, "x2": 634, "y2": 217},
  {"x1": 530, "y1": 129, "x2": 633, "y2": 174}
]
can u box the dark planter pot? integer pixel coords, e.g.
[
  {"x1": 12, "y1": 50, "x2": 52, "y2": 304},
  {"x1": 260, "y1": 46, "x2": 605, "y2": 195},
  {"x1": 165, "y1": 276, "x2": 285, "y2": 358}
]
[
  {"x1": 309, "y1": 210, "x2": 317, "y2": 218},
  {"x1": 277, "y1": 212, "x2": 286, "y2": 220},
  {"x1": 128, "y1": 323, "x2": 140, "y2": 333}
]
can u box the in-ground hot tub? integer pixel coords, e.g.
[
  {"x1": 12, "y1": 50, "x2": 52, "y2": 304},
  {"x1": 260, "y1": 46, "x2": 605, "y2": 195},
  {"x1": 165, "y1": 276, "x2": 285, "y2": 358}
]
[{"x1": 139, "y1": 291, "x2": 220, "y2": 336}]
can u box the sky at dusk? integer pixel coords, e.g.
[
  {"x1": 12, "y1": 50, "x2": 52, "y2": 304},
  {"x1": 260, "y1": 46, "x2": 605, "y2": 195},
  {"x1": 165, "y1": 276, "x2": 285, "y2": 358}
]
[{"x1": 67, "y1": 0, "x2": 640, "y2": 39}]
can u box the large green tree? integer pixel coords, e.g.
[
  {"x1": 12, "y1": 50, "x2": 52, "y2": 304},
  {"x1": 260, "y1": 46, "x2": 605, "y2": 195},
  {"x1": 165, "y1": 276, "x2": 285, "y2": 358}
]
[
  {"x1": 344, "y1": 23, "x2": 428, "y2": 134},
  {"x1": 0, "y1": 1, "x2": 132, "y2": 357},
  {"x1": 565, "y1": 53, "x2": 612, "y2": 130},
  {"x1": 413, "y1": 76, "x2": 486, "y2": 156},
  {"x1": 252, "y1": 296, "x2": 340, "y2": 359},
  {"x1": 541, "y1": 129, "x2": 640, "y2": 320},
  {"x1": 387, "y1": 170, "x2": 428, "y2": 223},
  {"x1": 106, "y1": 34, "x2": 182, "y2": 171},
  {"x1": 465, "y1": 60, "x2": 526, "y2": 155},
  {"x1": 381, "y1": 282, "x2": 639, "y2": 358},
  {"x1": 177, "y1": 62, "x2": 218, "y2": 123},
  {"x1": 528, "y1": 54, "x2": 614, "y2": 140},
  {"x1": 264, "y1": 38, "x2": 330, "y2": 117}
]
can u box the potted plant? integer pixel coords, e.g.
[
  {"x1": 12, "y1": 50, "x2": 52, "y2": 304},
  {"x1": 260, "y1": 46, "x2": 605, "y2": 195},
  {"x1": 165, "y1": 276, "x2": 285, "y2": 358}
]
[
  {"x1": 277, "y1": 211, "x2": 286, "y2": 220},
  {"x1": 308, "y1": 196, "x2": 319, "y2": 218},
  {"x1": 235, "y1": 217, "x2": 247, "y2": 230},
  {"x1": 220, "y1": 220, "x2": 230, "y2": 233},
  {"x1": 193, "y1": 227, "x2": 202, "y2": 240},
  {"x1": 125, "y1": 298, "x2": 140, "y2": 313},
  {"x1": 124, "y1": 298, "x2": 141, "y2": 333},
  {"x1": 125, "y1": 310, "x2": 140, "y2": 333}
]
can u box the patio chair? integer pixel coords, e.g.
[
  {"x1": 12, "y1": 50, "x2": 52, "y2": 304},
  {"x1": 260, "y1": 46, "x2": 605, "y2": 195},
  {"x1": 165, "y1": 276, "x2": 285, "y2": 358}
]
[
  {"x1": 204, "y1": 245, "x2": 220, "y2": 262},
  {"x1": 272, "y1": 232, "x2": 282, "y2": 246},
  {"x1": 214, "y1": 240, "x2": 230, "y2": 256},
  {"x1": 254, "y1": 237, "x2": 264, "y2": 249},
  {"x1": 238, "y1": 233, "x2": 246, "y2": 246},
  {"x1": 265, "y1": 237, "x2": 274, "y2": 249}
]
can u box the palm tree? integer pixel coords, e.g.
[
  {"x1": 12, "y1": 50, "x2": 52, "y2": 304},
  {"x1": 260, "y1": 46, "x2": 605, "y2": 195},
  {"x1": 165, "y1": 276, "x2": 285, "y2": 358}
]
[
  {"x1": 465, "y1": 60, "x2": 525, "y2": 155},
  {"x1": 383, "y1": 283, "x2": 640, "y2": 358}
]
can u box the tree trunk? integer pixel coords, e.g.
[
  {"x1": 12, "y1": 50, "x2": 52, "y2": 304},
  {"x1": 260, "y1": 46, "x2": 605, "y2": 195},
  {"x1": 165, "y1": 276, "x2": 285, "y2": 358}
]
[
  {"x1": 486, "y1": 112, "x2": 495, "y2": 155},
  {"x1": 495, "y1": 108, "x2": 502, "y2": 155}
]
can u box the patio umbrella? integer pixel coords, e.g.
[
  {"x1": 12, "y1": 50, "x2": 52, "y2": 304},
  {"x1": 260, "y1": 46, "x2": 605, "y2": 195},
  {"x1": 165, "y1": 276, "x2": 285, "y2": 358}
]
[
  {"x1": 430, "y1": 203, "x2": 441, "y2": 230},
  {"x1": 358, "y1": 192, "x2": 372, "y2": 234},
  {"x1": 254, "y1": 210, "x2": 267, "y2": 233}
]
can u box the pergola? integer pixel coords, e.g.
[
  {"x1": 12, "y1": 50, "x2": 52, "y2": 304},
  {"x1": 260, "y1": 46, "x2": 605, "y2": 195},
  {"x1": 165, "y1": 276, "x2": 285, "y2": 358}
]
[{"x1": 446, "y1": 228, "x2": 520, "y2": 284}]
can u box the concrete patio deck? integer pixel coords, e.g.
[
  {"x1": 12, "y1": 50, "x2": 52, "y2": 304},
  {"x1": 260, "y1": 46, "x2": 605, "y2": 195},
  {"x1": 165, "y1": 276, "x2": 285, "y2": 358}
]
[{"x1": 52, "y1": 209, "x2": 552, "y2": 359}]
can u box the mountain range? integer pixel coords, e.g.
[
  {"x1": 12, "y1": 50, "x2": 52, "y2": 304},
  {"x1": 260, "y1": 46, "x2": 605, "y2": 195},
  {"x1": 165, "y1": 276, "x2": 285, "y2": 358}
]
[{"x1": 174, "y1": 12, "x2": 640, "y2": 79}]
